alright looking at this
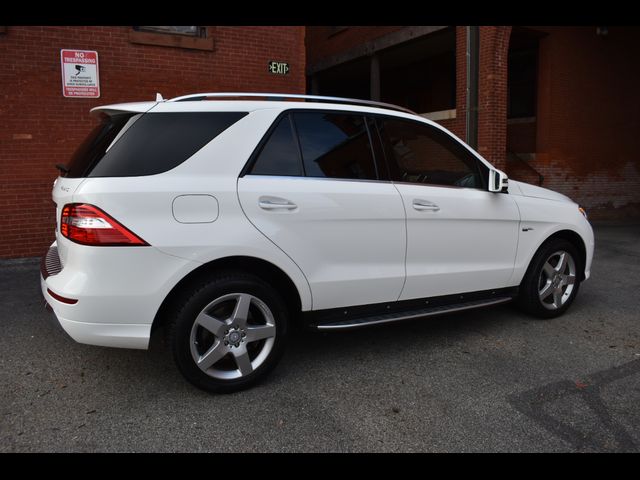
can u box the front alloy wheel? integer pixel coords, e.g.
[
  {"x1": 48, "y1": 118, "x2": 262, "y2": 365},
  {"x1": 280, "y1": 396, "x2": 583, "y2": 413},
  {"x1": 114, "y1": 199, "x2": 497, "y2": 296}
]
[
  {"x1": 517, "y1": 238, "x2": 582, "y2": 319},
  {"x1": 537, "y1": 250, "x2": 577, "y2": 310}
]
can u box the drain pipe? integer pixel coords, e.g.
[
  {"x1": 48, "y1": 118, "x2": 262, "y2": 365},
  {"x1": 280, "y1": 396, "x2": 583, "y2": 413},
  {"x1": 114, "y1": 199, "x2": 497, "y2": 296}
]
[{"x1": 466, "y1": 26, "x2": 479, "y2": 150}]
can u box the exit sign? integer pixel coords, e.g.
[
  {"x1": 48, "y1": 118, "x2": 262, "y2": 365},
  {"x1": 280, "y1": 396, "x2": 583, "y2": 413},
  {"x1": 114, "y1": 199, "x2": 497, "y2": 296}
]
[{"x1": 268, "y1": 61, "x2": 289, "y2": 75}]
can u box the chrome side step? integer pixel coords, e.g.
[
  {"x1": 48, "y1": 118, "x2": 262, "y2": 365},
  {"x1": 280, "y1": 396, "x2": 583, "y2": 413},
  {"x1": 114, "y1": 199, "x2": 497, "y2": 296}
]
[{"x1": 315, "y1": 296, "x2": 513, "y2": 331}]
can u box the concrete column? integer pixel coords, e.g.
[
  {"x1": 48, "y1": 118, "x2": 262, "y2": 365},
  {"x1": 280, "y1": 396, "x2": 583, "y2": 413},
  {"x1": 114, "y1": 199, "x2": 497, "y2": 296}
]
[
  {"x1": 310, "y1": 74, "x2": 320, "y2": 95},
  {"x1": 370, "y1": 54, "x2": 381, "y2": 101}
]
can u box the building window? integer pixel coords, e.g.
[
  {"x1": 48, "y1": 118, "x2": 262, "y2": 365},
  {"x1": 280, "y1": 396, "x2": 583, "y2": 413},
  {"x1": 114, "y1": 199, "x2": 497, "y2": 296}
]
[
  {"x1": 129, "y1": 26, "x2": 214, "y2": 51},
  {"x1": 134, "y1": 26, "x2": 205, "y2": 37},
  {"x1": 508, "y1": 47, "x2": 538, "y2": 119}
]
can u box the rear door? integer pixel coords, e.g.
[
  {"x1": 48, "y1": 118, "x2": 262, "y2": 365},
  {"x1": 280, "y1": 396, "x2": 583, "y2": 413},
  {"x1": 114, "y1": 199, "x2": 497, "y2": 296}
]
[
  {"x1": 375, "y1": 116, "x2": 520, "y2": 300},
  {"x1": 237, "y1": 111, "x2": 406, "y2": 310}
]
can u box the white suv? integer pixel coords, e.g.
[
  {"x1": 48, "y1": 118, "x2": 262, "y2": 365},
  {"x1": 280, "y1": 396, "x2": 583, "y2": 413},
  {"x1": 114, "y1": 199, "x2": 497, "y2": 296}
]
[{"x1": 40, "y1": 93, "x2": 594, "y2": 392}]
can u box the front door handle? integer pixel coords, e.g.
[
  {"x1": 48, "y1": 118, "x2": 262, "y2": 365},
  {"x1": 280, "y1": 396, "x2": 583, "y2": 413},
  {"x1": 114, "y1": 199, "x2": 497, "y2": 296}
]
[
  {"x1": 412, "y1": 199, "x2": 440, "y2": 212},
  {"x1": 258, "y1": 196, "x2": 297, "y2": 210}
]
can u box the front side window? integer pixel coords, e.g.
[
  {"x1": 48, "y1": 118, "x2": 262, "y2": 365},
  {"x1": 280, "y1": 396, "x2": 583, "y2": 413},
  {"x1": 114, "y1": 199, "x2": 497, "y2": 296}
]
[
  {"x1": 293, "y1": 112, "x2": 378, "y2": 180},
  {"x1": 378, "y1": 117, "x2": 485, "y2": 189}
]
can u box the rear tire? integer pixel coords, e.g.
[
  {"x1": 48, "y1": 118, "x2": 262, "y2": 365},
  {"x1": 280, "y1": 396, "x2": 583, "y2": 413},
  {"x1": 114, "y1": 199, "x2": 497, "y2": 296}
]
[
  {"x1": 516, "y1": 238, "x2": 582, "y2": 319},
  {"x1": 168, "y1": 272, "x2": 288, "y2": 393}
]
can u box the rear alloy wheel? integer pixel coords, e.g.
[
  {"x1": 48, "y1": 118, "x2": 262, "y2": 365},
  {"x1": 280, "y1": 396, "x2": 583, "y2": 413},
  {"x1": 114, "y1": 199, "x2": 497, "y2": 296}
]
[
  {"x1": 170, "y1": 273, "x2": 288, "y2": 393},
  {"x1": 517, "y1": 239, "x2": 582, "y2": 319},
  {"x1": 190, "y1": 293, "x2": 276, "y2": 380}
]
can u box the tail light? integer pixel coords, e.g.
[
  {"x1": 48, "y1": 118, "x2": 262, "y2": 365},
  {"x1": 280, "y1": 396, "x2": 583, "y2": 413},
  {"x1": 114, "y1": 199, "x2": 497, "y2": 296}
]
[{"x1": 60, "y1": 203, "x2": 148, "y2": 246}]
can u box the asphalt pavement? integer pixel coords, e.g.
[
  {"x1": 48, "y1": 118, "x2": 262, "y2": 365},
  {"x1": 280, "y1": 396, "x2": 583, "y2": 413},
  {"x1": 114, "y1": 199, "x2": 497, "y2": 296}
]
[{"x1": 1, "y1": 224, "x2": 639, "y2": 452}]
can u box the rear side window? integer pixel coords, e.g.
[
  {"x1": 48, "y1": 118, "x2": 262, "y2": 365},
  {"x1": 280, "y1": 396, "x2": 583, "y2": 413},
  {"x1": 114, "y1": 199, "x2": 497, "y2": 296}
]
[
  {"x1": 293, "y1": 112, "x2": 378, "y2": 180},
  {"x1": 249, "y1": 115, "x2": 302, "y2": 176},
  {"x1": 65, "y1": 111, "x2": 247, "y2": 178}
]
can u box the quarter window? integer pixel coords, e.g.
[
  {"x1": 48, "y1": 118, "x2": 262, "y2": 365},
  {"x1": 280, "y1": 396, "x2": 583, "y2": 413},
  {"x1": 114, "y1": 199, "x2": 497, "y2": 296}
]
[
  {"x1": 249, "y1": 115, "x2": 302, "y2": 176},
  {"x1": 378, "y1": 118, "x2": 485, "y2": 189},
  {"x1": 72, "y1": 112, "x2": 247, "y2": 178},
  {"x1": 293, "y1": 112, "x2": 378, "y2": 180}
]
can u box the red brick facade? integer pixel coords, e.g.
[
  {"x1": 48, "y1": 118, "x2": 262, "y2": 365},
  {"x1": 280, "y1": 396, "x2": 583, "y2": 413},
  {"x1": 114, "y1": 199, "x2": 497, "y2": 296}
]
[
  {"x1": 306, "y1": 25, "x2": 640, "y2": 221},
  {"x1": 0, "y1": 26, "x2": 305, "y2": 258},
  {"x1": 530, "y1": 26, "x2": 640, "y2": 220},
  {"x1": 2, "y1": 25, "x2": 639, "y2": 258}
]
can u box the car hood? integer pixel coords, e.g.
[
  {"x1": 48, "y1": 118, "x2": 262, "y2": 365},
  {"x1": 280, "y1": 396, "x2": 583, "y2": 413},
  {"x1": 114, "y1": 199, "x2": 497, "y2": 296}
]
[{"x1": 509, "y1": 180, "x2": 575, "y2": 204}]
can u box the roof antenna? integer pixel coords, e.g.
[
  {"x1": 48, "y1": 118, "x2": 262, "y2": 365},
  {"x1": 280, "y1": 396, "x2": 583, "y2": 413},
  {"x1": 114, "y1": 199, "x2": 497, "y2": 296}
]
[{"x1": 155, "y1": 93, "x2": 164, "y2": 102}]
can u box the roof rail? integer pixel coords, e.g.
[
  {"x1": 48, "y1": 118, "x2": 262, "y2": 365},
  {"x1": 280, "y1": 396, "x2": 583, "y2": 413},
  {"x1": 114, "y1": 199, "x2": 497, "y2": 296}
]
[{"x1": 167, "y1": 92, "x2": 417, "y2": 115}]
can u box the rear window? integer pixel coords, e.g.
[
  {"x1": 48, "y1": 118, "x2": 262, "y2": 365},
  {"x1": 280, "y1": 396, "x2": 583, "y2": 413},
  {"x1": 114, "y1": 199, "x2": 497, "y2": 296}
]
[{"x1": 64, "y1": 111, "x2": 247, "y2": 178}]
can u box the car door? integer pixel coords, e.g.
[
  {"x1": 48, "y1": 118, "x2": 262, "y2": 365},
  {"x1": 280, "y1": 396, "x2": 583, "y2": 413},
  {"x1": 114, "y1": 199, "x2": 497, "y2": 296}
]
[
  {"x1": 237, "y1": 111, "x2": 407, "y2": 310},
  {"x1": 375, "y1": 116, "x2": 520, "y2": 301}
]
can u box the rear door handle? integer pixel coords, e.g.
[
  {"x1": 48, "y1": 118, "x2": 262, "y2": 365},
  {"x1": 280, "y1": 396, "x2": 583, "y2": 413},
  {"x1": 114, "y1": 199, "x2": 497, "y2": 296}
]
[
  {"x1": 258, "y1": 196, "x2": 297, "y2": 210},
  {"x1": 412, "y1": 199, "x2": 440, "y2": 212}
]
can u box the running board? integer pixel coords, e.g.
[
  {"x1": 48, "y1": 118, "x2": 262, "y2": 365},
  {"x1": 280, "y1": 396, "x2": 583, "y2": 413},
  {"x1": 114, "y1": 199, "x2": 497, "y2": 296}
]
[{"x1": 313, "y1": 295, "x2": 514, "y2": 331}]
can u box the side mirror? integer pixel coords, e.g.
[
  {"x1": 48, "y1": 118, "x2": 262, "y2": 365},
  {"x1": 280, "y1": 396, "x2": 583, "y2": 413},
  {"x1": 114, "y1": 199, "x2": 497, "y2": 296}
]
[{"x1": 488, "y1": 168, "x2": 509, "y2": 193}]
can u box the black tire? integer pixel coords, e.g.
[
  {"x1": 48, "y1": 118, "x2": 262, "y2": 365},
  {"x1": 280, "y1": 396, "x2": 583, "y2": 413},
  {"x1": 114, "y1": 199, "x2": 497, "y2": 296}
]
[
  {"x1": 516, "y1": 238, "x2": 582, "y2": 319},
  {"x1": 168, "y1": 271, "x2": 289, "y2": 393}
]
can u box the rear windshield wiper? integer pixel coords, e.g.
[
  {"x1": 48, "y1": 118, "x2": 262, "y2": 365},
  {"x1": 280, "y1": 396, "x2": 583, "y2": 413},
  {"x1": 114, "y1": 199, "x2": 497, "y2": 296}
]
[{"x1": 55, "y1": 163, "x2": 69, "y2": 175}]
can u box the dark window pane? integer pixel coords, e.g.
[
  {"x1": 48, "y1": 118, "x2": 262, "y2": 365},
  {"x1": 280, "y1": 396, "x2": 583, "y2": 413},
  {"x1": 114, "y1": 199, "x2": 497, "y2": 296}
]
[
  {"x1": 65, "y1": 112, "x2": 137, "y2": 178},
  {"x1": 294, "y1": 112, "x2": 377, "y2": 180},
  {"x1": 508, "y1": 48, "x2": 538, "y2": 119},
  {"x1": 249, "y1": 116, "x2": 301, "y2": 176},
  {"x1": 136, "y1": 26, "x2": 201, "y2": 37},
  {"x1": 84, "y1": 112, "x2": 247, "y2": 177},
  {"x1": 379, "y1": 118, "x2": 484, "y2": 189}
]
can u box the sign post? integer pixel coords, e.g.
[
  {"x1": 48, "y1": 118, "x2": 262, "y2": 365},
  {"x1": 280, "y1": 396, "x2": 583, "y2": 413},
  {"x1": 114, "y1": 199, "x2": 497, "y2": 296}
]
[{"x1": 61, "y1": 49, "x2": 100, "y2": 98}]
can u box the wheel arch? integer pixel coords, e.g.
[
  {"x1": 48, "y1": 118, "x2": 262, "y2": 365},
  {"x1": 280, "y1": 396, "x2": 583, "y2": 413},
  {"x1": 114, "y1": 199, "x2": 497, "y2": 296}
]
[
  {"x1": 528, "y1": 229, "x2": 588, "y2": 282},
  {"x1": 151, "y1": 256, "x2": 303, "y2": 335}
]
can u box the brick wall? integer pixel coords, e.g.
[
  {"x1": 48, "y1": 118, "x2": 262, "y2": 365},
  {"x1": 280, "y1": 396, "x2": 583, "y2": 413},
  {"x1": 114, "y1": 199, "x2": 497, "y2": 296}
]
[
  {"x1": 0, "y1": 26, "x2": 306, "y2": 258},
  {"x1": 507, "y1": 120, "x2": 537, "y2": 153},
  {"x1": 529, "y1": 26, "x2": 640, "y2": 220},
  {"x1": 444, "y1": 26, "x2": 468, "y2": 140},
  {"x1": 476, "y1": 27, "x2": 511, "y2": 171}
]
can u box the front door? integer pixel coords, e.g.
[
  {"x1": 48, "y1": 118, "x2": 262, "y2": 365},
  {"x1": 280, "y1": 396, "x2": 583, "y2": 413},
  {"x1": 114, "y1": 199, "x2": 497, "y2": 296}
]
[{"x1": 376, "y1": 116, "x2": 520, "y2": 300}]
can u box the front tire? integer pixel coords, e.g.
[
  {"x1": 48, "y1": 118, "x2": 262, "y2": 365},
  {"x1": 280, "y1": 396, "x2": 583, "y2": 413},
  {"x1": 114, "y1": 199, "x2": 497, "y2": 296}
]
[
  {"x1": 168, "y1": 272, "x2": 289, "y2": 393},
  {"x1": 517, "y1": 238, "x2": 582, "y2": 319}
]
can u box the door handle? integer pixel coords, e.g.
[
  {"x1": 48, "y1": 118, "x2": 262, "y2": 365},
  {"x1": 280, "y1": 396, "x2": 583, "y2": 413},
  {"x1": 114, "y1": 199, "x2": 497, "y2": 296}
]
[
  {"x1": 412, "y1": 199, "x2": 440, "y2": 212},
  {"x1": 258, "y1": 196, "x2": 297, "y2": 210}
]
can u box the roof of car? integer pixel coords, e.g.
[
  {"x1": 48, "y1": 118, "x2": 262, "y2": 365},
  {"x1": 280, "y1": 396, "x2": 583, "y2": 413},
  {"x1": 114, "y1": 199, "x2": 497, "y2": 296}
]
[{"x1": 90, "y1": 92, "x2": 421, "y2": 120}]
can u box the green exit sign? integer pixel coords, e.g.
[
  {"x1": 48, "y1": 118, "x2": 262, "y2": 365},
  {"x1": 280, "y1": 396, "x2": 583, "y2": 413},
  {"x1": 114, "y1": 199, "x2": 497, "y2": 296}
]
[{"x1": 268, "y1": 61, "x2": 290, "y2": 75}]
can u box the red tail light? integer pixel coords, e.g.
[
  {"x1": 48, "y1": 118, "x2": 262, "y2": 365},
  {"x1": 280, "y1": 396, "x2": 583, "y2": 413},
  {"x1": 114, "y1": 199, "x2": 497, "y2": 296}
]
[{"x1": 60, "y1": 203, "x2": 149, "y2": 246}]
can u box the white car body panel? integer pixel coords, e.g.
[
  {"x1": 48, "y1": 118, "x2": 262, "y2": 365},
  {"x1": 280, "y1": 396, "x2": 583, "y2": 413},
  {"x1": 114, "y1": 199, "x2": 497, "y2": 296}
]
[
  {"x1": 508, "y1": 180, "x2": 594, "y2": 283},
  {"x1": 40, "y1": 98, "x2": 594, "y2": 350},
  {"x1": 238, "y1": 176, "x2": 406, "y2": 310},
  {"x1": 395, "y1": 184, "x2": 521, "y2": 300}
]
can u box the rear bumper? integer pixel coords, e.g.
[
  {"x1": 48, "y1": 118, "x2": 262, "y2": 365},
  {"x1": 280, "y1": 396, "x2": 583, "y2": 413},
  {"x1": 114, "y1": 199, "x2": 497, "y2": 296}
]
[
  {"x1": 40, "y1": 240, "x2": 199, "y2": 350},
  {"x1": 41, "y1": 273, "x2": 151, "y2": 349}
]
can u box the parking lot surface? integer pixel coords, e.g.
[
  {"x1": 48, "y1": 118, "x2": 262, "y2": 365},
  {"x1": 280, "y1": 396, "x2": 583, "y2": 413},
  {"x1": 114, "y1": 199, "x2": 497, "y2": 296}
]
[{"x1": 1, "y1": 225, "x2": 639, "y2": 452}]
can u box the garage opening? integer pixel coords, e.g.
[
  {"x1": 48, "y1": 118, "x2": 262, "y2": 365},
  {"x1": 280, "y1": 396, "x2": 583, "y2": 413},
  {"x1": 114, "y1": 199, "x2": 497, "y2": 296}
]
[{"x1": 310, "y1": 27, "x2": 456, "y2": 117}]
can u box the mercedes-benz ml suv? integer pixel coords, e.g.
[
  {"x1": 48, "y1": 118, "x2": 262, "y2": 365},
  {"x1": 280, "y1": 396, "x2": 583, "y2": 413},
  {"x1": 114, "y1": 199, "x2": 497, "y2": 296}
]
[{"x1": 41, "y1": 93, "x2": 595, "y2": 393}]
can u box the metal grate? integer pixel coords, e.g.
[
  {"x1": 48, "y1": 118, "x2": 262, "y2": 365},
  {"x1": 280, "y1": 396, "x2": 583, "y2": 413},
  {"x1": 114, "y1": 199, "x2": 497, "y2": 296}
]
[{"x1": 41, "y1": 246, "x2": 62, "y2": 279}]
